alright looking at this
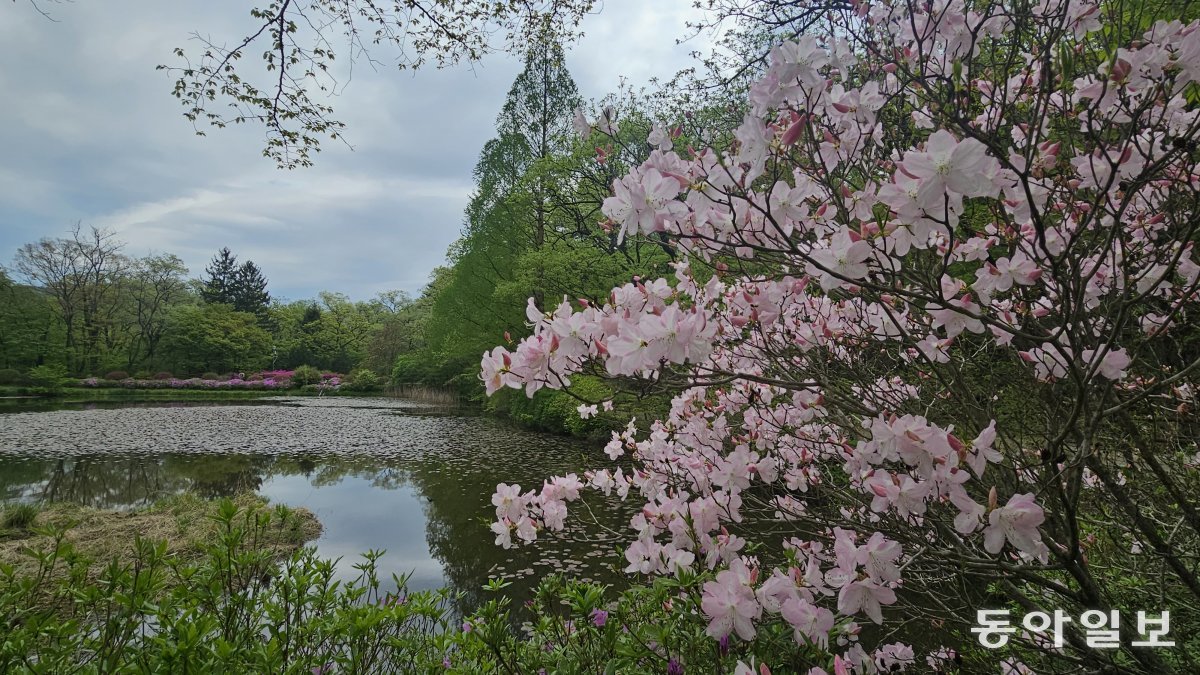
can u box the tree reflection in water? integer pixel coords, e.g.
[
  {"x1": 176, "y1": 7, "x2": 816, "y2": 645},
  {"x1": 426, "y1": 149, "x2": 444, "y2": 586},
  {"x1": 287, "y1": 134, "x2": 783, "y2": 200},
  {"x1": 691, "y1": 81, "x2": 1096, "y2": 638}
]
[{"x1": 0, "y1": 398, "x2": 632, "y2": 615}]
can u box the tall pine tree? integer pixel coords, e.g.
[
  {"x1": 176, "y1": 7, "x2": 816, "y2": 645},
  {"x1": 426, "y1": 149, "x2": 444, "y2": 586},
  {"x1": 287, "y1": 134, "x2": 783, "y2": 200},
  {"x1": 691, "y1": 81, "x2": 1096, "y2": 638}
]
[
  {"x1": 201, "y1": 248, "x2": 270, "y2": 317},
  {"x1": 233, "y1": 260, "x2": 271, "y2": 315},
  {"x1": 200, "y1": 248, "x2": 239, "y2": 305}
]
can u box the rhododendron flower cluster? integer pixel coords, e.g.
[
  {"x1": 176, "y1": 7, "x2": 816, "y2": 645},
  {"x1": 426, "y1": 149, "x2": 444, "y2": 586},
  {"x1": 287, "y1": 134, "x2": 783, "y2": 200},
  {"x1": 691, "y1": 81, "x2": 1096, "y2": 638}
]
[{"x1": 484, "y1": 1, "x2": 1200, "y2": 671}]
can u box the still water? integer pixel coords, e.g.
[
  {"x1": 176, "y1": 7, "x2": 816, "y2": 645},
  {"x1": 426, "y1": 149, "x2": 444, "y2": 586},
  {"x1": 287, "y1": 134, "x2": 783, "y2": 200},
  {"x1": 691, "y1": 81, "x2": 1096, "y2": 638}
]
[{"x1": 0, "y1": 396, "x2": 631, "y2": 613}]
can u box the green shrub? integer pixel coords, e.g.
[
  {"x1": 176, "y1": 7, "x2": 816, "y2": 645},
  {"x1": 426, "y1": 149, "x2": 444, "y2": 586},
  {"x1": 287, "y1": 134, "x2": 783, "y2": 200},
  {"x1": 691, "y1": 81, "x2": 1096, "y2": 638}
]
[
  {"x1": 484, "y1": 375, "x2": 626, "y2": 438},
  {"x1": 0, "y1": 512, "x2": 850, "y2": 675},
  {"x1": 0, "y1": 500, "x2": 460, "y2": 673},
  {"x1": 292, "y1": 364, "x2": 322, "y2": 386},
  {"x1": 2, "y1": 503, "x2": 39, "y2": 530},
  {"x1": 200, "y1": 371, "x2": 220, "y2": 381},
  {"x1": 346, "y1": 368, "x2": 381, "y2": 391},
  {"x1": 154, "y1": 371, "x2": 174, "y2": 380},
  {"x1": 27, "y1": 364, "x2": 67, "y2": 394},
  {"x1": 0, "y1": 368, "x2": 21, "y2": 385},
  {"x1": 104, "y1": 370, "x2": 130, "y2": 381},
  {"x1": 133, "y1": 370, "x2": 154, "y2": 380}
]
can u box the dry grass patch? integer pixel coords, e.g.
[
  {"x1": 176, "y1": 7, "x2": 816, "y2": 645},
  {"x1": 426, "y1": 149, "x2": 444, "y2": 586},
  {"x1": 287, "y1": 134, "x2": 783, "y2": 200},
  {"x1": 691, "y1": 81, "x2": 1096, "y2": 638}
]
[{"x1": 0, "y1": 493, "x2": 321, "y2": 577}]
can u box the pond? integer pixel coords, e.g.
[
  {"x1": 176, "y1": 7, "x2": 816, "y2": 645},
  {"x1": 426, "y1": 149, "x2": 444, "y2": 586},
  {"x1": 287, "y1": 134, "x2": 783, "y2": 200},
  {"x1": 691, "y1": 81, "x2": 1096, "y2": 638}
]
[{"x1": 0, "y1": 396, "x2": 631, "y2": 614}]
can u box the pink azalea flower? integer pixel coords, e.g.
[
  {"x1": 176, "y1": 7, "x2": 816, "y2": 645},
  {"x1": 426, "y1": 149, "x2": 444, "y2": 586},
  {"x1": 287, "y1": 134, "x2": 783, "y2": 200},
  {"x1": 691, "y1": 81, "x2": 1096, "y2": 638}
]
[
  {"x1": 1081, "y1": 347, "x2": 1131, "y2": 380},
  {"x1": 950, "y1": 489, "x2": 985, "y2": 534},
  {"x1": 480, "y1": 346, "x2": 520, "y2": 395},
  {"x1": 837, "y1": 578, "x2": 896, "y2": 624},
  {"x1": 701, "y1": 559, "x2": 762, "y2": 641},
  {"x1": 603, "y1": 168, "x2": 686, "y2": 243},
  {"x1": 983, "y1": 493, "x2": 1048, "y2": 559},
  {"x1": 858, "y1": 532, "x2": 902, "y2": 583},
  {"x1": 490, "y1": 520, "x2": 513, "y2": 549},
  {"x1": 491, "y1": 483, "x2": 525, "y2": 522},
  {"x1": 1020, "y1": 345, "x2": 1070, "y2": 381},
  {"x1": 966, "y1": 420, "x2": 1001, "y2": 476},
  {"x1": 900, "y1": 130, "x2": 1000, "y2": 198},
  {"x1": 927, "y1": 295, "x2": 984, "y2": 337},
  {"x1": 807, "y1": 229, "x2": 872, "y2": 291},
  {"x1": 647, "y1": 121, "x2": 672, "y2": 151},
  {"x1": 781, "y1": 597, "x2": 834, "y2": 648}
]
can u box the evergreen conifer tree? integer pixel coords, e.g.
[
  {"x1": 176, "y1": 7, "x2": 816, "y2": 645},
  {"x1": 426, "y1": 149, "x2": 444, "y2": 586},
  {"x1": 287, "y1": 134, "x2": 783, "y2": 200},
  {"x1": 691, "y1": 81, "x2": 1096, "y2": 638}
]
[
  {"x1": 233, "y1": 260, "x2": 271, "y2": 315},
  {"x1": 200, "y1": 248, "x2": 239, "y2": 305}
]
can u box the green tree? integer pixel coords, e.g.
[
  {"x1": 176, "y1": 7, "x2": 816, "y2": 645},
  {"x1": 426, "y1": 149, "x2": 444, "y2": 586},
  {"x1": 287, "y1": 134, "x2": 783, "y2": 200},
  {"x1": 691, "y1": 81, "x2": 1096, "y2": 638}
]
[
  {"x1": 232, "y1": 260, "x2": 271, "y2": 317},
  {"x1": 416, "y1": 38, "x2": 584, "y2": 386},
  {"x1": 0, "y1": 268, "x2": 59, "y2": 371},
  {"x1": 363, "y1": 291, "x2": 429, "y2": 373},
  {"x1": 125, "y1": 254, "x2": 191, "y2": 370},
  {"x1": 308, "y1": 292, "x2": 382, "y2": 373},
  {"x1": 202, "y1": 249, "x2": 272, "y2": 320},
  {"x1": 200, "y1": 248, "x2": 239, "y2": 306},
  {"x1": 158, "y1": 304, "x2": 273, "y2": 375},
  {"x1": 12, "y1": 225, "x2": 130, "y2": 375},
  {"x1": 495, "y1": 37, "x2": 583, "y2": 311}
]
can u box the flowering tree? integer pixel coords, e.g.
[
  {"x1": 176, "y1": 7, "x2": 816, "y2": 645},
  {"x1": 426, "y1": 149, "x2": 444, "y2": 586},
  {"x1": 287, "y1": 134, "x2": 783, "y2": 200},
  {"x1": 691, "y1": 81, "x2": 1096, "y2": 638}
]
[{"x1": 481, "y1": 0, "x2": 1200, "y2": 672}]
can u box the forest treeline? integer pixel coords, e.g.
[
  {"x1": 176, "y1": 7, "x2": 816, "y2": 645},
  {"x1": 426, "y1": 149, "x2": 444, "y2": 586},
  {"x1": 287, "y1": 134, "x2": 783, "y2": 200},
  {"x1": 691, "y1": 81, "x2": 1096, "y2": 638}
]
[{"x1": 0, "y1": 228, "x2": 421, "y2": 384}]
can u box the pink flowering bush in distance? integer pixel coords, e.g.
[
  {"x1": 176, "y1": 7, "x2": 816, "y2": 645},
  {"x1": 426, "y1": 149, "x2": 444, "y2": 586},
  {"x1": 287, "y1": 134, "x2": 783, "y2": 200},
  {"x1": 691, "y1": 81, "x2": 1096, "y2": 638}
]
[
  {"x1": 76, "y1": 371, "x2": 298, "y2": 390},
  {"x1": 482, "y1": 0, "x2": 1200, "y2": 672}
]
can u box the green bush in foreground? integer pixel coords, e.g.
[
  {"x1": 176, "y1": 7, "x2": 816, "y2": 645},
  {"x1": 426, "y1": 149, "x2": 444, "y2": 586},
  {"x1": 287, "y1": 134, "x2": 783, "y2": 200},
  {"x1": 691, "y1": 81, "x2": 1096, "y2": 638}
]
[
  {"x1": 0, "y1": 500, "x2": 456, "y2": 674},
  {"x1": 2, "y1": 499, "x2": 962, "y2": 674}
]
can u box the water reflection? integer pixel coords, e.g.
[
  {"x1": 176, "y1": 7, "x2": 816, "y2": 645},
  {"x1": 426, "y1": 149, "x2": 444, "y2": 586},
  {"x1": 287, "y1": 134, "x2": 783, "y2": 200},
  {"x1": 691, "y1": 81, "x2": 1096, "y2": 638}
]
[{"x1": 0, "y1": 397, "x2": 632, "y2": 615}]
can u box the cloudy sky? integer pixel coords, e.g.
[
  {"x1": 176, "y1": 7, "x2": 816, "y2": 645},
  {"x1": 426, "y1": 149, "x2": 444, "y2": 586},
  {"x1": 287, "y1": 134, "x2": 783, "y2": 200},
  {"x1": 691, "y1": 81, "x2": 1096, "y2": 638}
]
[{"x1": 1, "y1": 0, "x2": 717, "y2": 302}]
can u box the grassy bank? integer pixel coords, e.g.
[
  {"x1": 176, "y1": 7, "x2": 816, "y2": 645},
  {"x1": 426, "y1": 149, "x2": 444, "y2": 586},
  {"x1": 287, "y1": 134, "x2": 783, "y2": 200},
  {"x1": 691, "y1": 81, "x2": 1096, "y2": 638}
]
[{"x1": 0, "y1": 493, "x2": 320, "y2": 577}]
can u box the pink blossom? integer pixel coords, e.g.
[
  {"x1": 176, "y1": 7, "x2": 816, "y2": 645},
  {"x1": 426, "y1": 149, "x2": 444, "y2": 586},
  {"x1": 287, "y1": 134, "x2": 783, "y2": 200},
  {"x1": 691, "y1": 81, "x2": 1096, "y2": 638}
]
[
  {"x1": 983, "y1": 493, "x2": 1048, "y2": 559},
  {"x1": 900, "y1": 130, "x2": 1001, "y2": 198},
  {"x1": 602, "y1": 168, "x2": 686, "y2": 243},
  {"x1": 492, "y1": 483, "x2": 525, "y2": 522},
  {"x1": 927, "y1": 296, "x2": 984, "y2": 338},
  {"x1": 572, "y1": 107, "x2": 591, "y2": 139},
  {"x1": 837, "y1": 578, "x2": 896, "y2": 624},
  {"x1": 950, "y1": 489, "x2": 985, "y2": 534},
  {"x1": 490, "y1": 520, "x2": 513, "y2": 548},
  {"x1": 807, "y1": 229, "x2": 872, "y2": 291},
  {"x1": 647, "y1": 121, "x2": 673, "y2": 151},
  {"x1": 781, "y1": 597, "x2": 834, "y2": 648},
  {"x1": 480, "y1": 347, "x2": 520, "y2": 395},
  {"x1": 966, "y1": 420, "x2": 1002, "y2": 476},
  {"x1": 701, "y1": 559, "x2": 762, "y2": 641},
  {"x1": 1020, "y1": 345, "x2": 1070, "y2": 381},
  {"x1": 1081, "y1": 347, "x2": 1131, "y2": 380},
  {"x1": 858, "y1": 532, "x2": 902, "y2": 583},
  {"x1": 873, "y1": 643, "x2": 916, "y2": 671}
]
